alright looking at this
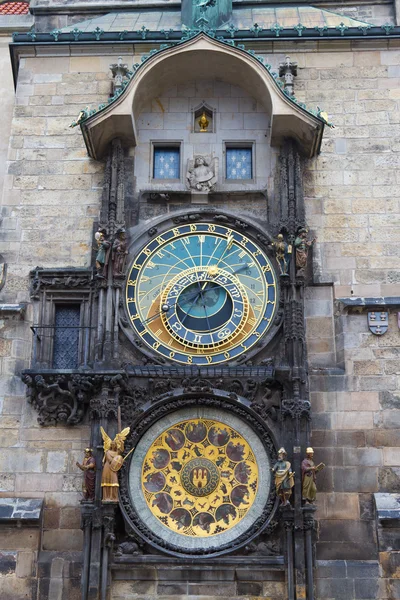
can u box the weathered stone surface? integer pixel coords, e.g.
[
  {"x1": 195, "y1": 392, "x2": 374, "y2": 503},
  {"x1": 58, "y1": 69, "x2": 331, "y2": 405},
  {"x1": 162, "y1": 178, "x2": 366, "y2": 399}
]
[{"x1": 0, "y1": 498, "x2": 42, "y2": 524}]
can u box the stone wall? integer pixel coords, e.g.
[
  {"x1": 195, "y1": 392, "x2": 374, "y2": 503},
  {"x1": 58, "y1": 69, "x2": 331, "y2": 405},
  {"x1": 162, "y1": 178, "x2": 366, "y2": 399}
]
[{"x1": 0, "y1": 52, "x2": 121, "y2": 600}]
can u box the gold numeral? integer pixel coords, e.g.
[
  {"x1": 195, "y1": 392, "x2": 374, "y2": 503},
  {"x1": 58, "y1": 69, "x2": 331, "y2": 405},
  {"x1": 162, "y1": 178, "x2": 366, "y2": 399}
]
[
  {"x1": 143, "y1": 248, "x2": 151, "y2": 256},
  {"x1": 173, "y1": 228, "x2": 180, "y2": 237},
  {"x1": 127, "y1": 298, "x2": 135, "y2": 303},
  {"x1": 190, "y1": 224, "x2": 197, "y2": 232},
  {"x1": 208, "y1": 224, "x2": 216, "y2": 232},
  {"x1": 169, "y1": 351, "x2": 175, "y2": 358},
  {"x1": 156, "y1": 236, "x2": 165, "y2": 245},
  {"x1": 130, "y1": 314, "x2": 139, "y2": 322},
  {"x1": 252, "y1": 250, "x2": 261, "y2": 257},
  {"x1": 224, "y1": 351, "x2": 230, "y2": 359},
  {"x1": 153, "y1": 342, "x2": 160, "y2": 350},
  {"x1": 262, "y1": 265, "x2": 271, "y2": 273},
  {"x1": 187, "y1": 355, "x2": 193, "y2": 364},
  {"x1": 206, "y1": 355, "x2": 212, "y2": 364}
]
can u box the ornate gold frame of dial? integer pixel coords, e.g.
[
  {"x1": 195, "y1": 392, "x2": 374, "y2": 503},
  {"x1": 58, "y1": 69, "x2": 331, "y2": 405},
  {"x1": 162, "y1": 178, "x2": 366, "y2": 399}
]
[
  {"x1": 127, "y1": 404, "x2": 273, "y2": 555},
  {"x1": 125, "y1": 221, "x2": 278, "y2": 365}
]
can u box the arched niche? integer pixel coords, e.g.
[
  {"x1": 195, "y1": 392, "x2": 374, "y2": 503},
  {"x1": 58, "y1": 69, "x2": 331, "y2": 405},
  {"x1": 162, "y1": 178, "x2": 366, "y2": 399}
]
[{"x1": 81, "y1": 33, "x2": 324, "y2": 160}]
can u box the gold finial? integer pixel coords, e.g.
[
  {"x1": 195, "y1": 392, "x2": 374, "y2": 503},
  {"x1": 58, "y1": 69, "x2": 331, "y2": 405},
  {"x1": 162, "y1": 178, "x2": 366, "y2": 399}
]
[{"x1": 198, "y1": 111, "x2": 209, "y2": 132}]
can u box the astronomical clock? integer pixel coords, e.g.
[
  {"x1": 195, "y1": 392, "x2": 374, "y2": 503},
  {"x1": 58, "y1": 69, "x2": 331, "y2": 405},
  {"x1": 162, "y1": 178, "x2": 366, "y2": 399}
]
[
  {"x1": 124, "y1": 221, "x2": 278, "y2": 366},
  {"x1": 118, "y1": 213, "x2": 282, "y2": 556}
]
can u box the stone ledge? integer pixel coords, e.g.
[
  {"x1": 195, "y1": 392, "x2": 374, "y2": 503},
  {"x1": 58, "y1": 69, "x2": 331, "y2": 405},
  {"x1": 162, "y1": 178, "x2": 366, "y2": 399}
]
[
  {"x1": 0, "y1": 304, "x2": 26, "y2": 320},
  {"x1": 0, "y1": 497, "x2": 43, "y2": 527},
  {"x1": 374, "y1": 493, "x2": 400, "y2": 525},
  {"x1": 338, "y1": 296, "x2": 400, "y2": 309}
]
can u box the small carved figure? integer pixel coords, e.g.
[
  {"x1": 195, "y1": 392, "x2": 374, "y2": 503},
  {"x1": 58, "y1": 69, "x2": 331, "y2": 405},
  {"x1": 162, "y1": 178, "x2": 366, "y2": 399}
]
[
  {"x1": 198, "y1": 111, "x2": 209, "y2": 132},
  {"x1": 245, "y1": 539, "x2": 279, "y2": 556},
  {"x1": 301, "y1": 447, "x2": 325, "y2": 504},
  {"x1": 109, "y1": 56, "x2": 129, "y2": 94},
  {"x1": 271, "y1": 448, "x2": 294, "y2": 506},
  {"x1": 100, "y1": 426, "x2": 131, "y2": 503},
  {"x1": 94, "y1": 230, "x2": 111, "y2": 278},
  {"x1": 76, "y1": 448, "x2": 96, "y2": 501},
  {"x1": 186, "y1": 155, "x2": 218, "y2": 193},
  {"x1": 115, "y1": 540, "x2": 141, "y2": 556},
  {"x1": 294, "y1": 228, "x2": 316, "y2": 275},
  {"x1": 112, "y1": 229, "x2": 128, "y2": 277},
  {"x1": 270, "y1": 233, "x2": 292, "y2": 275}
]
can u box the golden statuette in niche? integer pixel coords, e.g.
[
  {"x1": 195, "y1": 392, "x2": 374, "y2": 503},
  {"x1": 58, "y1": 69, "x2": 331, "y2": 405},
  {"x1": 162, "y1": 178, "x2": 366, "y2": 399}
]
[
  {"x1": 198, "y1": 111, "x2": 209, "y2": 132},
  {"x1": 141, "y1": 418, "x2": 258, "y2": 537}
]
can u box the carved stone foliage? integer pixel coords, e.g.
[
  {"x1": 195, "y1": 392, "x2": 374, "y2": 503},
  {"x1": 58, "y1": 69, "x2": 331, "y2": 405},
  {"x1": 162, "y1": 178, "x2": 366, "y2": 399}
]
[
  {"x1": 30, "y1": 267, "x2": 93, "y2": 299},
  {"x1": 118, "y1": 373, "x2": 281, "y2": 426},
  {"x1": 118, "y1": 393, "x2": 278, "y2": 557},
  {"x1": 281, "y1": 397, "x2": 311, "y2": 421},
  {"x1": 21, "y1": 368, "x2": 283, "y2": 427},
  {"x1": 22, "y1": 373, "x2": 103, "y2": 426}
]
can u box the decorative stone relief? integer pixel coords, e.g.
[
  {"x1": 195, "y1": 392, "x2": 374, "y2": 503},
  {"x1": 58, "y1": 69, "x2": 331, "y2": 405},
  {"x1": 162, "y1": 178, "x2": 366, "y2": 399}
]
[{"x1": 186, "y1": 155, "x2": 218, "y2": 193}]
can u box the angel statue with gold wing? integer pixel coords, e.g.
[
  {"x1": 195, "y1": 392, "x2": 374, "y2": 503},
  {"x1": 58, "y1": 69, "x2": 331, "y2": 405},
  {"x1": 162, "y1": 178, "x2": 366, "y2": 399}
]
[{"x1": 100, "y1": 426, "x2": 132, "y2": 503}]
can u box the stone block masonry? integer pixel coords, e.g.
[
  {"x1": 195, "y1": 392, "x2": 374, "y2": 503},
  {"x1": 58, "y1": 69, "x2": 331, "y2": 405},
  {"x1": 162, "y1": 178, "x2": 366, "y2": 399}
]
[{"x1": 0, "y1": 35, "x2": 400, "y2": 600}]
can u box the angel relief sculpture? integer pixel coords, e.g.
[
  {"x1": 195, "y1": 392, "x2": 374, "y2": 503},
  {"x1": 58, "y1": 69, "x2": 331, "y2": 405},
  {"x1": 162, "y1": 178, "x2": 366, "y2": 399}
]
[
  {"x1": 186, "y1": 155, "x2": 218, "y2": 193},
  {"x1": 100, "y1": 426, "x2": 133, "y2": 503}
]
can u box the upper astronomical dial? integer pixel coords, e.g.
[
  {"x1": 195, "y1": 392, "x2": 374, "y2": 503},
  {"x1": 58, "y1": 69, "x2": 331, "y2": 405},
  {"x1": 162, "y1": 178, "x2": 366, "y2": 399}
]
[{"x1": 125, "y1": 223, "x2": 277, "y2": 365}]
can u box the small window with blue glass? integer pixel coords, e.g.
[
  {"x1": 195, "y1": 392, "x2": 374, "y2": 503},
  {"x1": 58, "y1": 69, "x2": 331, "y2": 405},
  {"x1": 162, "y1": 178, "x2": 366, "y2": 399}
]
[
  {"x1": 153, "y1": 146, "x2": 180, "y2": 179},
  {"x1": 226, "y1": 147, "x2": 253, "y2": 180}
]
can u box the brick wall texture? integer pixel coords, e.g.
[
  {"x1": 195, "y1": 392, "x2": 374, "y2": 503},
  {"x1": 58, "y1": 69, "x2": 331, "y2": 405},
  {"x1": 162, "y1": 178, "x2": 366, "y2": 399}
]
[{"x1": 0, "y1": 39, "x2": 400, "y2": 599}]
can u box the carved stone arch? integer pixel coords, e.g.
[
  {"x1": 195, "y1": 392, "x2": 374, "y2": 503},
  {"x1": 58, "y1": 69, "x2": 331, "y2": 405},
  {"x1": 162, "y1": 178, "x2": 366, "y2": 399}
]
[{"x1": 81, "y1": 33, "x2": 324, "y2": 159}]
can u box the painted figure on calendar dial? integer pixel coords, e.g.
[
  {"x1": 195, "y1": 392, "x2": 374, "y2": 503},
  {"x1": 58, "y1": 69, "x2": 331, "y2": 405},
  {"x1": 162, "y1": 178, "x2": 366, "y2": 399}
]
[{"x1": 125, "y1": 222, "x2": 278, "y2": 365}]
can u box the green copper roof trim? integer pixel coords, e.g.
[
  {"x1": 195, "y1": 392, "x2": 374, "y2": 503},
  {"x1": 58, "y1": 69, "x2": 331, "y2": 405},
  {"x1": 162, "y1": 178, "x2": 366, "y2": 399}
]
[
  {"x1": 69, "y1": 31, "x2": 332, "y2": 131},
  {"x1": 11, "y1": 22, "x2": 400, "y2": 44}
]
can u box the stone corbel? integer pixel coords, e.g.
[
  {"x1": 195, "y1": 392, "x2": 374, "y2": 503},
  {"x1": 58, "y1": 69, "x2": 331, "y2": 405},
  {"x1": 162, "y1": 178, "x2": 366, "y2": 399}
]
[{"x1": 21, "y1": 372, "x2": 103, "y2": 426}]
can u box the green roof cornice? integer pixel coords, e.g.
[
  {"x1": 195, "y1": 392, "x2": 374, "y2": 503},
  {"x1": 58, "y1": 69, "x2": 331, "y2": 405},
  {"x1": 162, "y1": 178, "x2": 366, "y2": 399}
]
[
  {"x1": 11, "y1": 22, "x2": 400, "y2": 44},
  {"x1": 68, "y1": 31, "x2": 332, "y2": 131}
]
